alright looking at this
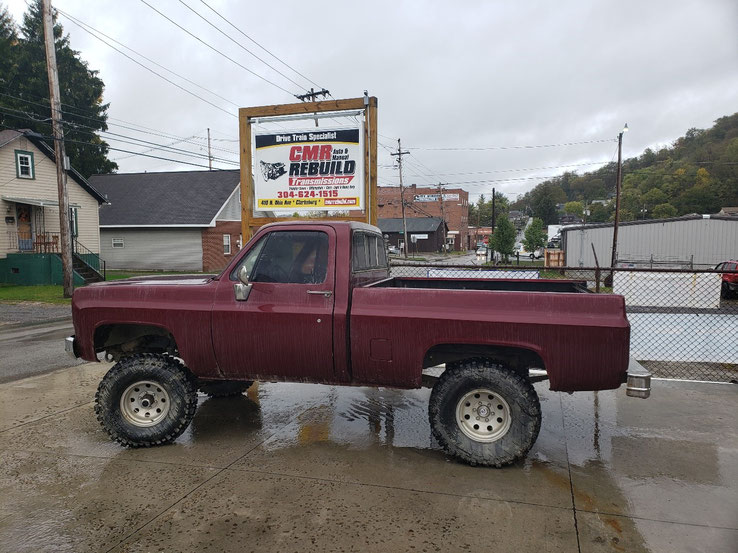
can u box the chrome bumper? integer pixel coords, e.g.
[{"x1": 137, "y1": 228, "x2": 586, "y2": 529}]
[
  {"x1": 626, "y1": 357, "x2": 651, "y2": 399},
  {"x1": 65, "y1": 336, "x2": 77, "y2": 359}
]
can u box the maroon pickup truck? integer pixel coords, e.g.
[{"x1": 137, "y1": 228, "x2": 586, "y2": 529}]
[{"x1": 67, "y1": 221, "x2": 650, "y2": 467}]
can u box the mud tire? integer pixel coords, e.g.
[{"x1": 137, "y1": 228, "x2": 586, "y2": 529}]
[
  {"x1": 429, "y1": 358, "x2": 541, "y2": 467},
  {"x1": 95, "y1": 354, "x2": 197, "y2": 447},
  {"x1": 198, "y1": 380, "x2": 253, "y2": 398}
]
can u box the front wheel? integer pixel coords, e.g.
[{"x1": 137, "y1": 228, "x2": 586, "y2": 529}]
[
  {"x1": 95, "y1": 354, "x2": 198, "y2": 447},
  {"x1": 429, "y1": 359, "x2": 541, "y2": 467}
]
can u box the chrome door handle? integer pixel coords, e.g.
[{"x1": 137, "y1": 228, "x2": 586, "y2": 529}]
[{"x1": 307, "y1": 290, "x2": 333, "y2": 298}]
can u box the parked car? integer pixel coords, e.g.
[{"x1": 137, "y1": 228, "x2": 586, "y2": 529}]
[
  {"x1": 515, "y1": 243, "x2": 543, "y2": 260},
  {"x1": 66, "y1": 221, "x2": 647, "y2": 468},
  {"x1": 387, "y1": 244, "x2": 400, "y2": 256},
  {"x1": 716, "y1": 260, "x2": 738, "y2": 299}
]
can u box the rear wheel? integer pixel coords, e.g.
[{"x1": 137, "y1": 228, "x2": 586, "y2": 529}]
[
  {"x1": 95, "y1": 354, "x2": 197, "y2": 447},
  {"x1": 429, "y1": 359, "x2": 541, "y2": 467},
  {"x1": 198, "y1": 380, "x2": 253, "y2": 398}
]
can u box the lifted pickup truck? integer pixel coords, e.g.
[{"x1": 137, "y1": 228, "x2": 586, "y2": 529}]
[{"x1": 67, "y1": 221, "x2": 650, "y2": 467}]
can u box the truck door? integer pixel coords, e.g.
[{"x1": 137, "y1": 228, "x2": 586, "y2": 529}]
[{"x1": 211, "y1": 227, "x2": 336, "y2": 381}]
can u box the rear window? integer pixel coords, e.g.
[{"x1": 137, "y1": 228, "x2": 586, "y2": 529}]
[{"x1": 352, "y1": 232, "x2": 387, "y2": 271}]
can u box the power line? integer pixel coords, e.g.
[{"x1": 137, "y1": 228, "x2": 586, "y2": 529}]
[
  {"x1": 0, "y1": 126, "x2": 232, "y2": 171},
  {"x1": 0, "y1": 107, "x2": 238, "y2": 166},
  {"x1": 404, "y1": 160, "x2": 616, "y2": 178},
  {"x1": 0, "y1": 91, "x2": 238, "y2": 155},
  {"x1": 56, "y1": 8, "x2": 240, "y2": 108},
  {"x1": 139, "y1": 0, "x2": 296, "y2": 97},
  {"x1": 198, "y1": 0, "x2": 325, "y2": 91},
  {"x1": 55, "y1": 10, "x2": 237, "y2": 118},
  {"x1": 110, "y1": 134, "x2": 200, "y2": 161},
  {"x1": 405, "y1": 138, "x2": 617, "y2": 151},
  {"x1": 177, "y1": 0, "x2": 309, "y2": 92}
]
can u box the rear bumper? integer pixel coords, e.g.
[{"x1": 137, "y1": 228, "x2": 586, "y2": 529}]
[
  {"x1": 65, "y1": 336, "x2": 78, "y2": 359},
  {"x1": 626, "y1": 357, "x2": 651, "y2": 399}
]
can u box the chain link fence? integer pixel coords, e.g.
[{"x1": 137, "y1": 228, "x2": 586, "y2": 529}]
[{"x1": 389, "y1": 260, "x2": 738, "y2": 383}]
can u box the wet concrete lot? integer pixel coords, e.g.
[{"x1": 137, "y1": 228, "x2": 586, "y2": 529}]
[{"x1": 0, "y1": 364, "x2": 736, "y2": 552}]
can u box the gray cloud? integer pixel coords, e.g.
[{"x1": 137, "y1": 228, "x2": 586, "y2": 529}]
[{"x1": 5, "y1": 0, "x2": 737, "y2": 200}]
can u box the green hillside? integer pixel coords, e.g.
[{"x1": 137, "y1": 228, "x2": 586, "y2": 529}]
[{"x1": 511, "y1": 113, "x2": 738, "y2": 224}]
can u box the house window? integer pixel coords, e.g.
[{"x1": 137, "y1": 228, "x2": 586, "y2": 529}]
[
  {"x1": 112, "y1": 238, "x2": 124, "y2": 248},
  {"x1": 15, "y1": 150, "x2": 34, "y2": 179},
  {"x1": 70, "y1": 208, "x2": 79, "y2": 237},
  {"x1": 223, "y1": 234, "x2": 231, "y2": 255}
]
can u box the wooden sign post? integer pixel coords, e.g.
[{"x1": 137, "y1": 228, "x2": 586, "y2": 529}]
[{"x1": 239, "y1": 96, "x2": 378, "y2": 242}]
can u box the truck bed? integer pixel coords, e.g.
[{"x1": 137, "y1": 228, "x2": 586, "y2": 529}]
[
  {"x1": 368, "y1": 277, "x2": 590, "y2": 293},
  {"x1": 350, "y1": 281, "x2": 629, "y2": 392}
]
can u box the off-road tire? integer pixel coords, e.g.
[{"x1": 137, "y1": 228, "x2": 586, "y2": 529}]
[
  {"x1": 429, "y1": 358, "x2": 541, "y2": 467},
  {"x1": 95, "y1": 354, "x2": 198, "y2": 447},
  {"x1": 198, "y1": 380, "x2": 253, "y2": 398}
]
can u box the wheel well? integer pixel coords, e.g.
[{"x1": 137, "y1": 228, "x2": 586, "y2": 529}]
[
  {"x1": 423, "y1": 344, "x2": 545, "y2": 375},
  {"x1": 94, "y1": 324, "x2": 178, "y2": 361}
]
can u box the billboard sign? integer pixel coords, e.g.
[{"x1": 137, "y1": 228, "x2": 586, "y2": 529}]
[
  {"x1": 414, "y1": 193, "x2": 459, "y2": 202},
  {"x1": 253, "y1": 126, "x2": 364, "y2": 212}
]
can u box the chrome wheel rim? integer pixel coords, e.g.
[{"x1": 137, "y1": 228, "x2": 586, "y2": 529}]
[
  {"x1": 455, "y1": 388, "x2": 511, "y2": 443},
  {"x1": 120, "y1": 380, "x2": 170, "y2": 427}
]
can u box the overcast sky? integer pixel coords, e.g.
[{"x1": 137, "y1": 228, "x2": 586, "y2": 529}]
[{"x1": 5, "y1": 0, "x2": 738, "y2": 202}]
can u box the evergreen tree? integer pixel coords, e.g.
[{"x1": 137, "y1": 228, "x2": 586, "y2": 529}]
[{"x1": 0, "y1": 1, "x2": 116, "y2": 177}]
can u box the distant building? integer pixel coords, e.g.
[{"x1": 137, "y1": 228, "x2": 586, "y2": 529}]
[
  {"x1": 719, "y1": 207, "x2": 738, "y2": 217},
  {"x1": 469, "y1": 226, "x2": 493, "y2": 247},
  {"x1": 561, "y1": 214, "x2": 738, "y2": 268},
  {"x1": 90, "y1": 170, "x2": 242, "y2": 272},
  {"x1": 377, "y1": 185, "x2": 469, "y2": 250},
  {"x1": 559, "y1": 214, "x2": 583, "y2": 225},
  {"x1": 377, "y1": 217, "x2": 447, "y2": 253}
]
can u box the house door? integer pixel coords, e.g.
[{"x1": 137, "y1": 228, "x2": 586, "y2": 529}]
[{"x1": 16, "y1": 204, "x2": 33, "y2": 251}]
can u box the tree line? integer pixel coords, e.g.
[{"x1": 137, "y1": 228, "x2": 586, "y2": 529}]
[{"x1": 510, "y1": 113, "x2": 738, "y2": 225}]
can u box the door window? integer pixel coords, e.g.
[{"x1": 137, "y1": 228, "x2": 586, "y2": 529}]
[{"x1": 234, "y1": 231, "x2": 329, "y2": 284}]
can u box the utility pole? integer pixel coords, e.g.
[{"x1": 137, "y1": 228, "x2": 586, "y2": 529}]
[
  {"x1": 207, "y1": 128, "x2": 212, "y2": 171},
  {"x1": 295, "y1": 88, "x2": 330, "y2": 127},
  {"x1": 42, "y1": 0, "x2": 73, "y2": 298},
  {"x1": 491, "y1": 187, "x2": 496, "y2": 230},
  {"x1": 390, "y1": 139, "x2": 410, "y2": 258},
  {"x1": 610, "y1": 124, "x2": 628, "y2": 268},
  {"x1": 437, "y1": 182, "x2": 447, "y2": 253}
]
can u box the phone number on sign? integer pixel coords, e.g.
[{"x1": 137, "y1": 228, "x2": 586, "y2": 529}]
[{"x1": 277, "y1": 190, "x2": 340, "y2": 198}]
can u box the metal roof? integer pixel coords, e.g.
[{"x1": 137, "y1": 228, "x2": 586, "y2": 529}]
[
  {"x1": 377, "y1": 217, "x2": 446, "y2": 233},
  {"x1": 90, "y1": 170, "x2": 240, "y2": 227},
  {"x1": 560, "y1": 214, "x2": 738, "y2": 233},
  {"x1": 1, "y1": 196, "x2": 81, "y2": 208}
]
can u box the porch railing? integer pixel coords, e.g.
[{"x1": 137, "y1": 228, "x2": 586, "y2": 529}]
[
  {"x1": 6, "y1": 230, "x2": 60, "y2": 253},
  {"x1": 73, "y1": 238, "x2": 106, "y2": 280}
]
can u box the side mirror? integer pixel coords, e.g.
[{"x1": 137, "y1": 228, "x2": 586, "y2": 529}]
[
  {"x1": 234, "y1": 265, "x2": 252, "y2": 301},
  {"x1": 237, "y1": 265, "x2": 249, "y2": 284}
]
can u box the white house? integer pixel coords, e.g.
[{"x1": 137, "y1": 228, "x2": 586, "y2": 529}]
[{"x1": 0, "y1": 129, "x2": 106, "y2": 285}]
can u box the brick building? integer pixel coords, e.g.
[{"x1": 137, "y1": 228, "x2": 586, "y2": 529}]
[
  {"x1": 90, "y1": 170, "x2": 244, "y2": 272},
  {"x1": 377, "y1": 185, "x2": 471, "y2": 250}
]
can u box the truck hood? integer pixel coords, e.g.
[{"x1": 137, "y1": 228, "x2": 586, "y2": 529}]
[{"x1": 86, "y1": 274, "x2": 217, "y2": 287}]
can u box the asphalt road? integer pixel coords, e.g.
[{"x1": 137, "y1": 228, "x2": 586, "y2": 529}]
[{"x1": 0, "y1": 319, "x2": 83, "y2": 383}]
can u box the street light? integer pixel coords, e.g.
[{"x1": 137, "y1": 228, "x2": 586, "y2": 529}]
[{"x1": 610, "y1": 123, "x2": 628, "y2": 268}]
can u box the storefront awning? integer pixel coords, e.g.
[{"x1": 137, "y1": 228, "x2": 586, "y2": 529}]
[{"x1": 2, "y1": 196, "x2": 81, "y2": 208}]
